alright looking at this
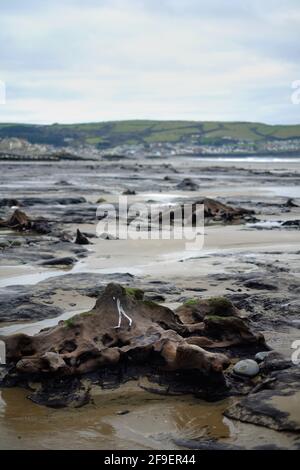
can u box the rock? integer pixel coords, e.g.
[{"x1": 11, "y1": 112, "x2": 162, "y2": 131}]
[
  {"x1": 41, "y1": 352, "x2": 68, "y2": 372},
  {"x1": 285, "y1": 198, "x2": 299, "y2": 208},
  {"x1": 0, "y1": 198, "x2": 20, "y2": 207},
  {"x1": 0, "y1": 209, "x2": 52, "y2": 234},
  {"x1": 0, "y1": 209, "x2": 30, "y2": 231},
  {"x1": 282, "y1": 220, "x2": 300, "y2": 227},
  {"x1": 199, "y1": 198, "x2": 255, "y2": 223},
  {"x1": 122, "y1": 189, "x2": 136, "y2": 195},
  {"x1": 19, "y1": 197, "x2": 86, "y2": 206},
  {"x1": 158, "y1": 197, "x2": 255, "y2": 225},
  {"x1": 40, "y1": 256, "x2": 76, "y2": 266},
  {"x1": 29, "y1": 377, "x2": 90, "y2": 408},
  {"x1": 176, "y1": 178, "x2": 199, "y2": 191},
  {"x1": 0, "y1": 272, "x2": 135, "y2": 322},
  {"x1": 75, "y1": 229, "x2": 90, "y2": 245},
  {"x1": 259, "y1": 351, "x2": 292, "y2": 373},
  {"x1": 233, "y1": 359, "x2": 259, "y2": 377},
  {"x1": 0, "y1": 283, "x2": 269, "y2": 407},
  {"x1": 255, "y1": 351, "x2": 272, "y2": 363},
  {"x1": 176, "y1": 296, "x2": 240, "y2": 324},
  {"x1": 3, "y1": 283, "x2": 230, "y2": 376},
  {"x1": 224, "y1": 367, "x2": 300, "y2": 432},
  {"x1": 243, "y1": 279, "x2": 278, "y2": 291},
  {"x1": 145, "y1": 294, "x2": 166, "y2": 302}
]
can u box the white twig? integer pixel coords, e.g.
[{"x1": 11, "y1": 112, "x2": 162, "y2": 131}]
[{"x1": 113, "y1": 297, "x2": 133, "y2": 328}]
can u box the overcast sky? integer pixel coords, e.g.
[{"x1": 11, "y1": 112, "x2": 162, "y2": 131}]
[{"x1": 0, "y1": 0, "x2": 300, "y2": 124}]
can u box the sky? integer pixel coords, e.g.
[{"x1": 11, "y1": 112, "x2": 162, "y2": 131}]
[{"x1": 0, "y1": 0, "x2": 300, "y2": 124}]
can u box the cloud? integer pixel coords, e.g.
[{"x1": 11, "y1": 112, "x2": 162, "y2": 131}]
[{"x1": 0, "y1": 0, "x2": 299, "y2": 124}]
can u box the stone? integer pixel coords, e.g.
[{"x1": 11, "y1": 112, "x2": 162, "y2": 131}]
[
  {"x1": 75, "y1": 229, "x2": 90, "y2": 245},
  {"x1": 224, "y1": 367, "x2": 300, "y2": 432},
  {"x1": 176, "y1": 178, "x2": 199, "y2": 191},
  {"x1": 40, "y1": 256, "x2": 76, "y2": 266},
  {"x1": 233, "y1": 359, "x2": 259, "y2": 377},
  {"x1": 255, "y1": 351, "x2": 272, "y2": 362},
  {"x1": 0, "y1": 283, "x2": 269, "y2": 407}
]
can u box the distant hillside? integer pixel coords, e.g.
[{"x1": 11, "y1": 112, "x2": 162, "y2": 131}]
[{"x1": 0, "y1": 120, "x2": 300, "y2": 148}]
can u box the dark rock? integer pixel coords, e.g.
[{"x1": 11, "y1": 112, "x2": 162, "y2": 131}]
[
  {"x1": 40, "y1": 256, "x2": 76, "y2": 266},
  {"x1": 282, "y1": 220, "x2": 300, "y2": 227},
  {"x1": 259, "y1": 351, "x2": 292, "y2": 373},
  {"x1": 122, "y1": 189, "x2": 136, "y2": 195},
  {"x1": 75, "y1": 229, "x2": 90, "y2": 245},
  {"x1": 29, "y1": 377, "x2": 90, "y2": 408},
  {"x1": 0, "y1": 209, "x2": 52, "y2": 234},
  {"x1": 176, "y1": 178, "x2": 199, "y2": 191},
  {"x1": 243, "y1": 279, "x2": 278, "y2": 291},
  {"x1": 224, "y1": 367, "x2": 300, "y2": 432},
  {"x1": 19, "y1": 197, "x2": 86, "y2": 206},
  {"x1": 285, "y1": 198, "x2": 299, "y2": 208},
  {"x1": 0, "y1": 198, "x2": 20, "y2": 207}
]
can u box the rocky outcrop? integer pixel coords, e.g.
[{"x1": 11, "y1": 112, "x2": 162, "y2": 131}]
[
  {"x1": 0, "y1": 284, "x2": 267, "y2": 407},
  {"x1": 75, "y1": 229, "x2": 90, "y2": 245},
  {"x1": 199, "y1": 198, "x2": 255, "y2": 223},
  {"x1": 224, "y1": 366, "x2": 300, "y2": 432},
  {"x1": 2, "y1": 284, "x2": 230, "y2": 376},
  {"x1": 0, "y1": 209, "x2": 51, "y2": 234},
  {"x1": 176, "y1": 297, "x2": 264, "y2": 349}
]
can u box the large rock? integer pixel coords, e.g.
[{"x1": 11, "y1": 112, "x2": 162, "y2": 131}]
[
  {"x1": 0, "y1": 209, "x2": 52, "y2": 234},
  {"x1": 224, "y1": 367, "x2": 300, "y2": 432},
  {"x1": 199, "y1": 198, "x2": 255, "y2": 223},
  {"x1": 2, "y1": 284, "x2": 230, "y2": 377},
  {"x1": 0, "y1": 284, "x2": 268, "y2": 407}
]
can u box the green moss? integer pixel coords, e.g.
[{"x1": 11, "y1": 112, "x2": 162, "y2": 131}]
[
  {"x1": 64, "y1": 317, "x2": 76, "y2": 328},
  {"x1": 79, "y1": 311, "x2": 93, "y2": 318},
  {"x1": 208, "y1": 297, "x2": 233, "y2": 315},
  {"x1": 184, "y1": 298, "x2": 199, "y2": 307},
  {"x1": 125, "y1": 287, "x2": 144, "y2": 300}
]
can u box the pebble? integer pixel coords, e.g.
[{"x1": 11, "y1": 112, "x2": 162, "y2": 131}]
[
  {"x1": 255, "y1": 351, "x2": 271, "y2": 363},
  {"x1": 233, "y1": 359, "x2": 259, "y2": 377}
]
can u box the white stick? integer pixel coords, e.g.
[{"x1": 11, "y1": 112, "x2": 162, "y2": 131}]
[{"x1": 113, "y1": 297, "x2": 133, "y2": 328}]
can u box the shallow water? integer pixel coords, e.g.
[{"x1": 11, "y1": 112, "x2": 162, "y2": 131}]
[{"x1": 0, "y1": 384, "x2": 232, "y2": 450}]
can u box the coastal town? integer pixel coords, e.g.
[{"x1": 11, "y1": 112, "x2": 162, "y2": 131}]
[{"x1": 1, "y1": 135, "x2": 300, "y2": 161}]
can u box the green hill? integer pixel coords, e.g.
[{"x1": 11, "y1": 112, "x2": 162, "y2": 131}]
[{"x1": 0, "y1": 120, "x2": 300, "y2": 148}]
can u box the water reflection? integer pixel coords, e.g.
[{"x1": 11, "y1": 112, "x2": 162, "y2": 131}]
[{"x1": 0, "y1": 383, "x2": 231, "y2": 450}]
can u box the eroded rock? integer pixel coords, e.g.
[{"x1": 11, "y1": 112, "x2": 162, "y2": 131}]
[
  {"x1": 0, "y1": 283, "x2": 267, "y2": 407},
  {"x1": 0, "y1": 209, "x2": 52, "y2": 234},
  {"x1": 224, "y1": 367, "x2": 300, "y2": 432},
  {"x1": 75, "y1": 229, "x2": 90, "y2": 245}
]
